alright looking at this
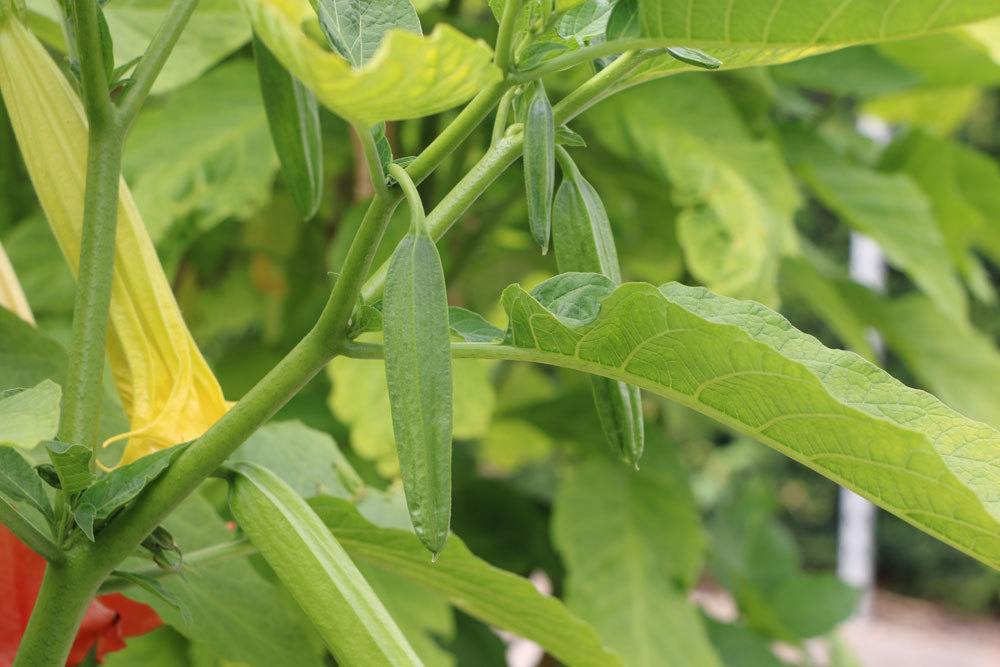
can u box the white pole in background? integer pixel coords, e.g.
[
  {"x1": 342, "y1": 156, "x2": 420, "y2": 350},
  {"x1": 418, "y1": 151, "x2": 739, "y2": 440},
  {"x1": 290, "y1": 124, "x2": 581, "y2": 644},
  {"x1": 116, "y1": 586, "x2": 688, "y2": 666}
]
[{"x1": 837, "y1": 115, "x2": 892, "y2": 617}]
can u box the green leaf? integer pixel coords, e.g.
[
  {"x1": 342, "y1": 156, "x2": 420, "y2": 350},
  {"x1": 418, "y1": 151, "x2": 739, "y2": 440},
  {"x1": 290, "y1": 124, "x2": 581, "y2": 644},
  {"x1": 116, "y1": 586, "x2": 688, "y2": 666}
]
[
  {"x1": 0, "y1": 310, "x2": 128, "y2": 448},
  {"x1": 0, "y1": 379, "x2": 60, "y2": 449},
  {"x1": 384, "y1": 225, "x2": 453, "y2": 555},
  {"x1": 228, "y1": 462, "x2": 421, "y2": 666},
  {"x1": 252, "y1": 33, "x2": 323, "y2": 220},
  {"x1": 448, "y1": 306, "x2": 504, "y2": 343},
  {"x1": 314, "y1": 0, "x2": 422, "y2": 67},
  {"x1": 552, "y1": 443, "x2": 719, "y2": 666},
  {"x1": 120, "y1": 493, "x2": 326, "y2": 667},
  {"x1": 612, "y1": 1, "x2": 1000, "y2": 87},
  {"x1": 73, "y1": 444, "x2": 184, "y2": 541},
  {"x1": 110, "y1": 570, "x2": 185, "y2": 615},
  {"x1": 362, "y1": 567, "x2": 456, "y2": 667},
  {"x1": 310, "y1": 494, "x2": 624, "y2": 667},
  {"x1": 0, "y1": 447, "x2": 52, "y2": 520},
  {"x1": 241, "y1": 0, "x2": 500, "y2": 125},
  {"x1": 328, "y1": 342, "x2": 495, "y2": 476},
  {"x1": 231, "y1": 420, "x2": 364, "y2": 499},
  {"x1": 847, "y1": 289, "x2": 1000, "y2": 429},
  {"x1": 28, "y1": 0, "x2": 251, "y2": 93},
  {"x1": 606, "y1": 0, "x2": 639, "y2": 41},
  {"x1": 587, "y1": 77, "x2": 799, "y2": 306},
  {"x1": 710, "y1": 486, "x2": 858, "y2": 640},
  {"x1": 45, "y1": 440, "x2": 93, "y2": 494},
  {"x1": 704, "y1": 618, "x2": 784, "y2": 667},
  {"x1": 524, "y1": 81, "x2": 555, "y2": 254},
  {"x1": 882, "y1": 131, "x2": 1000, "y2": 284},
  {"x1": 124, "y1": 61, "x2": 277, "y2": 243},
  {"x1": 486, "y1": 273, "x2": 1000, "y2": 569},
  {"x1": 780, "y1": 254, "x2": 876, "y2": 362},
  {"x1": 557, "y1": 0, "x2": 613, "y2": 43},
  {"x1": 787, "y1": 131, "x2": 967, "y2": 322}
]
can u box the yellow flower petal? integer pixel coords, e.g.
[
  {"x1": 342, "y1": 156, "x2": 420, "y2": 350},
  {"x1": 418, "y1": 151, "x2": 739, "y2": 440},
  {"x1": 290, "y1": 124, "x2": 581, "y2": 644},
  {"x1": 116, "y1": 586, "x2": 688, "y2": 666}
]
[
  {"x1": 242, "y1": 0, "x2": 500, "y2": 125},
  {"x1": 0, "y1": 14, "x2": 228, "y2": 464},
  {"x1": 0, "y1": 240, "x2": 34, "y2": 324}
]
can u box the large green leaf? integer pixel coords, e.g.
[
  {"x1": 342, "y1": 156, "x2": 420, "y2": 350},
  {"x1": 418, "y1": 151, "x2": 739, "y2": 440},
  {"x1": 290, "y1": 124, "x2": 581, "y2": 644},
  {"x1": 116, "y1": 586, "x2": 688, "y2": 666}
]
[
  {"x1": 0, "y1": 379, "x2": 60, "y2": 449},
  {"x1": 883, "y1": 131, "x2": 1000, "y2": 274},
  {"x1": 240, "y1": 0, "x2": 500, "y2": 125},
  {"x1": 848, "y1": 290, "x2": 1000, "y2": 429},
  {"x1": 552, "y1": 442, "x2": 720, "y2": 666},
  {"x1": 124, "y1": 61, "x2": 277, "y2": 243},
  {"x1": 231, "y1": 420, "x2": 362, "y2": 499},
  {"x1": 0, "y1": 447, "x2": 52, "y2": 519},
  {"x1": 27, "y1": 0, "x2": 250, "y2": 93},
  {"x1": 446, "y1": 273, "x2": 1000, "y2": 569},
  {"x1": 586, "y1": 77, "x2": 799, "y2": 306},
  {"x1": 710, "y1": 484, "x2": 858, "y2": 641},
  {"x1": 310, "y1": 495, "x2": 623, "y2": 667},
  {"x1": 783, "y1": 128, "x2": 967, "y2": 321},
  {"x1": 611, "y1": 0, "x2": 1000, "y2": 86}
]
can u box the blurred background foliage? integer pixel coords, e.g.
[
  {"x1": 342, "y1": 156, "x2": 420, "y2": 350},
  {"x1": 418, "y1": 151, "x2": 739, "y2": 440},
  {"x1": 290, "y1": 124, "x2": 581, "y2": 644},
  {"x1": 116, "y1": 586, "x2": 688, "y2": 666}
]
[{"x1": 2, "y1": 0, "x2": 1000, "y2": 664}]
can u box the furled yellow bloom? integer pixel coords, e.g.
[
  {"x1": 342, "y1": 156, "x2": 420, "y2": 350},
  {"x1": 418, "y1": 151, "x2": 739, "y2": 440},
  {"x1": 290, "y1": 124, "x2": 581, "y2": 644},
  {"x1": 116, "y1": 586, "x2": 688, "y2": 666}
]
[
  {"x1": 0, "y1": 240, "x2": 34, "y2": 324},
  {"x1": 0, "y1": 9, "x2": 229, "y2": 464}
]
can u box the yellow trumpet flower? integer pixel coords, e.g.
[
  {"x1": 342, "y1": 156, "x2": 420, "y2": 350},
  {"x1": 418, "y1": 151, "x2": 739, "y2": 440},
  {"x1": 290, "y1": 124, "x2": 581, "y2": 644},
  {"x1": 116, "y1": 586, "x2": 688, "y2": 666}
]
[
  {"x1": 0, "y1": 8, "x2": 229, "y2": 464},
  {"x1": 0, "y1": 240, "x2": 34, "y2": 324}
]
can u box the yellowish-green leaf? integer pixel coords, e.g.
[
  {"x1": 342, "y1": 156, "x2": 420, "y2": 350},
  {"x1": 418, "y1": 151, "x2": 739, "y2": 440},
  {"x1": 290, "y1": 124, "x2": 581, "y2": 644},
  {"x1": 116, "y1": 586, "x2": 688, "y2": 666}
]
[
  {"x1": 614, "y1": 0, "x2": 1000, "y2": 87},
  {"x1": 553, "y1": 442, "x2": 720, "y2": 666},
  {"x1": 847, "y1": 289, "x2": 1000, "y2": 429},
  {"x1": 240, "y1": 0, "x2": 500, "y2": 125},
  {"x1": 0, "y1": 379, "x2": 60, "y2": 449},
  {"x1": 480, "y1": 273, "x2": 1000, "y2": 569},
  {"x1": 586, "y1": 77, "x2": 799, "y2": 306}
]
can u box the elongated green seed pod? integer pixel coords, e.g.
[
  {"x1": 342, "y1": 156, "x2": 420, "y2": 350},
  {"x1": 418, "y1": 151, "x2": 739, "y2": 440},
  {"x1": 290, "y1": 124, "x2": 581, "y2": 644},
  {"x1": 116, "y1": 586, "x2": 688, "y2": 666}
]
[
  {"x1": 383, "y1": 164, "x2": 453, "y2": 555},
  {"x1": 524, "y1": 80, "x2": 555, "y2": 253},
  {"x1": 228, "y1": 462, "x2": 422, "y2": 666},
  {"x1": 252, "y1": 32, "x2": 323, "y2": 220},
  {"x1": 553, "y1": 149, "x2": 644, "y2": 466}
]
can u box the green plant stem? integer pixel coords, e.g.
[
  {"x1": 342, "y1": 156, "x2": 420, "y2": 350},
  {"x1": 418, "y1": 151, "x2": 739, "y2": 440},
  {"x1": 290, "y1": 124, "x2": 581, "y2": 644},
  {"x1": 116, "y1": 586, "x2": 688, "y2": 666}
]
[
  {"x1": 116, "y1": 0, "x2": 200, "y2": 128},
  {"x1": 491, "y1": 87, "x2": 517, "y2": 144},
  {"x1": 388, "y1": 164, "x2": 426, "y2": 232},
  {"x1": 0, "y1": 499, "x2": 63, "y2": 563},
  {"x1": 355, "y1": 124, "x2": 390, "y2": 197},
  {"x1": 493, "y1": 0, "x2": 520, "y2": 73},
  {"x1": 57, "y1": 112, "x2": 124, "y2": 454},
  {"x1": 97, "y1": 539, "x2": 256, "y2": 594},
  {"x1": 361, "y1": 51, "x2": 643, "y2": 302},
  {"x1": 509, "y1": 40, "x2": 646, "y2": 83},
  {"x1": 13, "y1": 553, "x2": 104, "y2": 667},
  {"x1": 70, "y1": 0, "x2": 113, "y2": 125},
  {"x1": 363, "y1": 133, "x2": 522, "y2": 302}
]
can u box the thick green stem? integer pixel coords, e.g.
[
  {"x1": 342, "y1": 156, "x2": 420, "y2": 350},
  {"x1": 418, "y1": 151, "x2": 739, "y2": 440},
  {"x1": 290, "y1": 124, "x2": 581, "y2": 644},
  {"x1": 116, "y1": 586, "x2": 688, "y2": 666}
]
[
  {"x1": 13, "y1": 554, "x2": 104, "y2": 667},
  {"x1": 57, "y1": 125, "x2": 123, "y2": 451}
]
